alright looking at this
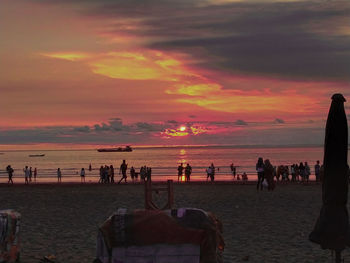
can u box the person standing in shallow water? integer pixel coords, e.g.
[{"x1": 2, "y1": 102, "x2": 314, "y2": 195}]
[
  {"x1": 80, "y1": 168, "x2": 85, "y2": 183},
  {"x1": 230, "y1": 163, "x2": 236, "y2": 179},
  {"x1": 57, "y1": 168, "x2": 62, "y2": 183},
  {"x1": 177, "y1": 163, "x2": 184, "y2": 181},
  {"x1": 185, "y1": 163, "x2": 192, "y2": 182},
  {"x1": 7, "y1": 165, "x2": 14, "y2": 185},
  {"x1": 34, "y1": 167, "x2": 37, "y2": 182},
  {"x1": 256, "y1": 157, "x2": 264, "y2": 191}
]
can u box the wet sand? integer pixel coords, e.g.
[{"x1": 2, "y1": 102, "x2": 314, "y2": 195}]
[{"x1": 0, "y1": 182, "x2": 347, "y2": 262}]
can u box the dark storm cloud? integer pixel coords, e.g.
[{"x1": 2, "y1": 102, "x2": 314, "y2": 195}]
[
  {"x1": 0, "y1": 118, "x2": 170, "y2": 144},
  {"x1": 167, "y1": 120, "x2": 179, "y2": 125},
  {"x1": 64, "y1": 0, "x2": 350, "y2": 81},
  {"x1": 93, "y1": 118, "x2": 130, "y2": 132},
  {"x1": 31, "y1": 0, "x2": 350, "y2": 80},
  {"x1": 135, "y1": 122, "x2": 165, "y2": 132},
  {"x1": 73, "y1": 126, "x2": 91, "y2": 133}
]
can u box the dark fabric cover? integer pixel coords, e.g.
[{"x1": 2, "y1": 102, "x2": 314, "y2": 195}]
[
  {"x1": 99, "y1": 208, "x2": 224, "y2": 263},
  {"x1": 309, "y1": 93, "x2": 350, "y2": 251}
]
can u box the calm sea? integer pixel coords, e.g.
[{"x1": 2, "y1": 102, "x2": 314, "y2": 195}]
[{"x1": 0, "y1": 145, "x2": 338, "y2": 183}]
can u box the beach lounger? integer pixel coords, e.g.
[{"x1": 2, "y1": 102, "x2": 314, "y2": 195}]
[
  {"x1": 0, "y1": 210, "x2": 20, "y2": 263},
  {"x1": 96, "y1": 208, "x2": 224, "y2": 263}
]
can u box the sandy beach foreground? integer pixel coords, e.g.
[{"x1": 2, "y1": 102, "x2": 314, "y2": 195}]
[{"x1": 1, "y1": 183, "x2": 349, "y2": 263}]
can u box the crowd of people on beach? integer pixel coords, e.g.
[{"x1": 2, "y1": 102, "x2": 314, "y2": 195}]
[
  {"x1": 255, "y1": 158, "x2": 323, "y2": 191},
  {"x1": 91, "y1": 160, "x2": 153, "y2": 184},
  {"x1": 3, "y1": 158, "x2": 327, "y2": 185}
]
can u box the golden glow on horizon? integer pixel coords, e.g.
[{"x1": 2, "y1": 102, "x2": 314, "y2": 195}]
[
  {"x1": 41, "y1": 52, "x2": 90, "y2": 61},
  {"x1": 161, "y1": 125, "x2": 208, "y2": 138},
  {"x1": 162, "y1": 128, "x2": 189, "y2": 137}
]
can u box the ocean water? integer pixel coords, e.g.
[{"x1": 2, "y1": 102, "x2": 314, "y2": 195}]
[{"x1": 0, "y1": 145, "x2": 333, "y2": 183}]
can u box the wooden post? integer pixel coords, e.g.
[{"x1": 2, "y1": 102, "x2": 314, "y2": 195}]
[
  {"x1": 144, "y1": 180, "x2": 174, "y2": 210},
  {"x1": 144, "y1": 179, "x2": 153, "y2": 210},
  {"x1": 167, "y1": 180, "x2": 174, "y2": 209}
]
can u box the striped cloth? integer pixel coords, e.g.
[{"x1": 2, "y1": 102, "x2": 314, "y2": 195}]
[
  {"x1": 0, "y1": 210, "x2": 21, "y2": 263},
  {"x1": 96, "y1": 208, "x2": 224, "y2": 263}
]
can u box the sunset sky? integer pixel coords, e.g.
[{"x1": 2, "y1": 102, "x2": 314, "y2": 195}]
[{"x1": 1, "y1": 0, "x2": 349, "y2": 147}]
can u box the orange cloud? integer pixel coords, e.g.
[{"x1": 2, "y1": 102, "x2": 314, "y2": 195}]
[
  {"x1": 39, "y1": 49, "x2": 326, "y2": 119},
  {"x1": 166, "y1": 83, "x2": 221, "y2": 96},
  {"x1": 41, "y1": 50, "x2": 193, "y2": 81},
  {"x1": 167, "y1": 82, "x2": 319, "y2": 114}
]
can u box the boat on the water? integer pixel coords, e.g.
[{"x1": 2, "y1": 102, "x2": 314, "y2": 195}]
[
  {"x1": 97, "y1": 146, "x2": 132, "y2": 152},
  {"x1": 28, "y1": 154, "x2": 45, "y2": 157}
]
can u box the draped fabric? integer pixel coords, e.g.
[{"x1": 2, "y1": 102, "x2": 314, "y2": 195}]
[
  {"x1": 309, "y1": 94, "x2": 350, "y2": 251},
  {"x1": 96, "y1": 208, "x2": 224, "y2": 263},
  {"x1": 0, "y1": 210, "x2": 20, "y2": 263}
]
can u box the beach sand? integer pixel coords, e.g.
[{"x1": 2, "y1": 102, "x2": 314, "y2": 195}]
[{"x1": 1, "y1": 182, "x2": 348, "y2": 263}]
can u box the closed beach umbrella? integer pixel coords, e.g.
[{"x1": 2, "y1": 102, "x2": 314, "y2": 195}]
[{"x1": 309, "y1": 94, "x2": 350, "y2": 261}]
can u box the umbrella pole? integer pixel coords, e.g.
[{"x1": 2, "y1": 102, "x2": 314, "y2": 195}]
[{"x1": 335, "y1": 250, "x2": 341, "y2": 263}]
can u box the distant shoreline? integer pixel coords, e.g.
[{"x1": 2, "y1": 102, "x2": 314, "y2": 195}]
[{"x1": 0, "y1": 144, "x2": 329, "y2": 152}]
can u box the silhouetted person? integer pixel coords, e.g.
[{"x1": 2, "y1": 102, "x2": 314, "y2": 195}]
[
  {"x1": 256, "y1": 157, "x2": 264, "y2": 190},
  {"x1": 89, "y1": 163, "x2": 92, "y2": 171},
  {"x1": 185, "y1": 163, "x2": 192, "y2": 182},
  {"x1": 305, "y1": 162, "x2": 310, "y2": 183},
  {"x1": 230, "y1": 163, "x2": 236, "y2": 178},
  {"x1": 130, "y1": 166, "x2": 136, "y2": 182},
  {"x1": 206, "y1": 166, "x2": 212, "y2": 181},
  {"x1": 34, "y1": 167, "x2": 37, "y2": 182},
  {"x1": 118, "y1": 160, "x2": 128, "y2": 184},
  {"x1": 146, "y1": 167, "x2": 152, "y2": 181},
  {"x1": 29, "y1": 167, "x2": 33, "y2": 182},
  {"x1": 99, "y1": 166, "x2": 104, "y2": 183},
  {"x1": 104, "y1": 165, "x2": 110, "y2": 183},
  {"x1": 140, "y1": 166, "x2": 146, "y2": 181},
  {"x1": 57, "y1": 168, "x2": 62, "y2": 183},
  {"x1": 242, "y1": 172, "x2": 248, "y2": 181},
  {"x1": 299, "y1": 162, "x2": 305, "y2": 182},
  {"x1": 110, "y1": 165, "x2": 114, "y2": 183},
  {"x1": 177, "y1": 163, "x2": 184, "y2": 181},
  {"x1": 23, "y1": 166, "x2": 29, "y2": 184},
  {"x1": 80, "y1": 168, "x2": 85, "y2": 183},
  {"x1": 264, "y1": 159, "x2": 275, "y2": 191},
  {"x1": 315, "y1": 160, "x2": 321, "y2": 182},
  {"x1": 7, "y1": 165, "x2": 14, "y2": 185}
]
